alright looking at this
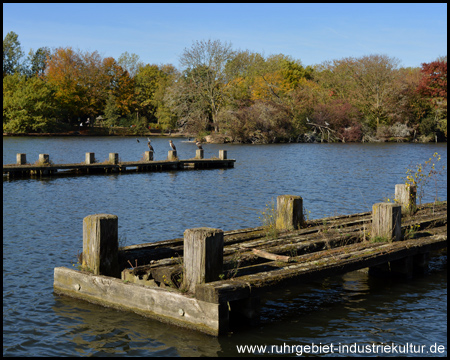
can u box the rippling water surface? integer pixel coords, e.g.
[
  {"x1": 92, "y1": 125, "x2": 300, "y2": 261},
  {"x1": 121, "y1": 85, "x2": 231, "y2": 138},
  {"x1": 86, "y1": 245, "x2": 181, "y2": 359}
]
[{"x1": 3, "y1": 137, "x2": 447, "y2": 356}]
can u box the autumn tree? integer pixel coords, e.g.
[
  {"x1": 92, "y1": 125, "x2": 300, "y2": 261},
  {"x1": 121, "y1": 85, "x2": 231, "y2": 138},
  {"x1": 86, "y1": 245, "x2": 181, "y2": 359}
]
[
  {"x1": 417, "y1": 59, "x2": 447, "y2": 138},
  {"x1": 102, "y1": 57, "x2": 135, "y2": 118},
  {"x1": 78, "y1": 50, "x2": 110, "y2": 120},
  {"x1": 223, "y1": 50, "x2": 264, "y2": 107},
  {"x1": 311, "y1": 99, "x2": 363, "y2": 142},
  {"x1": 316, "y1": 54, "x2": 403, "y2": 134},
  {"x1": 249, "y1": 54, "x2": 313, "y2": 102},
  {"x1": 44, "y1": 47, "x2": 84, "y2": 122}
]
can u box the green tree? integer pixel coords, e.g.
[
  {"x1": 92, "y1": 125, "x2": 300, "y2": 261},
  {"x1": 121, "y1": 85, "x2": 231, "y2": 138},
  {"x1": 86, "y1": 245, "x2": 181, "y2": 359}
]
[
  {"x1": 26, "y1": 47, "x2": 51, "y2": 77},
  {"x1": 103, "y1": 93, "x2": 121, "y2": 127},
  {"x1": 3, "y1": 31, "x2": 25, "y2": 77},
  {"x1": 152, "y1": 64, "x2": 178, "y2": 130},
  {"x1": 3, "y1": 73, "x2": 58, "y2": 133},
  {"x1": 134, "y1": 64, "x2": 162, "y2": 123}
]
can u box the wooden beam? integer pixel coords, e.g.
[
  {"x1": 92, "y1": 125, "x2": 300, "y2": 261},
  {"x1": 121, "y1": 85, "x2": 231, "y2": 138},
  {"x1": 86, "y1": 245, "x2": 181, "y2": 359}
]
[
  {"x1": 252, "y1": 249, "x2": 291, "y2": 262},
  {"x1": 54, "y1": 267, "x2": 223, "y2": 336}
]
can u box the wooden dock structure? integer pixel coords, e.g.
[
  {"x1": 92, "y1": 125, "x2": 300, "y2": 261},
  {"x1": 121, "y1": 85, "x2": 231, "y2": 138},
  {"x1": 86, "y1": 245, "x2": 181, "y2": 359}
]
[
  {"x1": 3, "y1": 150, "x2": 235, "y2": 178},
  {"x1": 54, "y1": 186, "x2": 447, "y2": 336}
]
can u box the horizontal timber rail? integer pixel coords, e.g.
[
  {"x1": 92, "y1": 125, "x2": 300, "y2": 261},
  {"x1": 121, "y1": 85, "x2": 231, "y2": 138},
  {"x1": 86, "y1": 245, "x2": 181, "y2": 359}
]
[
  {"x1": 3, "y1": 150, "x2": 234, "y2": 178},
  {"x1": 54, "y1": 187, "x2": 447, "y2": 336}
]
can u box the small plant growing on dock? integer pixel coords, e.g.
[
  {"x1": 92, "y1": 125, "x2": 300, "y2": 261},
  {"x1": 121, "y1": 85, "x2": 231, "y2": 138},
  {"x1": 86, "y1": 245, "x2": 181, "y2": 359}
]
[
  {"x1": 303, "y1": 206, "x2": 312, "y2": 226},
  {"x1": 258, "y1": 199, "x2": 278, "y2": 240},
  {"x1": 34, "y1": 158, "x2": 54, "y2": 166},
  {"x1": 72, "y1": 250, "x2": 83, "y2": 269},
  {"x1": 403, "y1": 224, "x2": 420, "y2": 240},
  {"x1": 361, "y1": 224, "x2": 370, "y2": 242},
  {"x1": 404, "y1": 152, "x2": 445, "y2": 206},
  {"x1": 382, "y1": 194, "x2": 398, "y2": 204},
  {"x1": 370, "y1": 236, "x2": 390, "y2": 243},
  {"x1": 229, "y1": 250, "x2": 243, "y2": 279}
]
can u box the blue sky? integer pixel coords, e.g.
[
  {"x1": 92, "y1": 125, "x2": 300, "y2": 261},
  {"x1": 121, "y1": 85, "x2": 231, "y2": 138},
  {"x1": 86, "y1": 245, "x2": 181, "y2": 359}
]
[{"x1": 3, "y1": 3, "x2": 447, "y2": 69}]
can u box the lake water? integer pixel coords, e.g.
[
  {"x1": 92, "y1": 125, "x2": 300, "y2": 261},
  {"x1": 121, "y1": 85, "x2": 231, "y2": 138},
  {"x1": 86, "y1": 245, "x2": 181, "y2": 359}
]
[{"x1": 3, "y1": 137, "x2": 447, "y2": 356}]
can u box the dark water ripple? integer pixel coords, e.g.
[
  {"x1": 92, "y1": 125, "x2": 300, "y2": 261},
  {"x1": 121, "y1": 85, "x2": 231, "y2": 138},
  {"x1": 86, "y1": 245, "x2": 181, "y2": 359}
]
[{"x1": 3, "y1": 138, "x2": 447, "y2": 356}]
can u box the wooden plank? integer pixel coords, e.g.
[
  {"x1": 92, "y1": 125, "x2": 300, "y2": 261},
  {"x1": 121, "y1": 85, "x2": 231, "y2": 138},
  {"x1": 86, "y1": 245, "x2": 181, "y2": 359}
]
[
  {"x1": 252, "y1": 249, "x2": 291, "y2": 262},
  {"x1": 53, "y1": 267, "x2": 222, "y2": 336}
]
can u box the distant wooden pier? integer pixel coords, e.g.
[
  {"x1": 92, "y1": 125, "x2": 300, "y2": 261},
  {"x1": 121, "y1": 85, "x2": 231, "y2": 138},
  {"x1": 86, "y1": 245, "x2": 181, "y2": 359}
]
[
  {"x1": 53, "y1": 186, "x2": 447, "y2": 336},
  {"x1": 3, "y1": 150, "x2": 235, "y2": 178}
]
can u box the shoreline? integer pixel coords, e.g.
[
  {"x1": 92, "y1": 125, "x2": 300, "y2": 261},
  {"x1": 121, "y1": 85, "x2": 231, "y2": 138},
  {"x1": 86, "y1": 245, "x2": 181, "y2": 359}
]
[{"x1": 3, "y1": 132, "x2": 445, "y2": 144}]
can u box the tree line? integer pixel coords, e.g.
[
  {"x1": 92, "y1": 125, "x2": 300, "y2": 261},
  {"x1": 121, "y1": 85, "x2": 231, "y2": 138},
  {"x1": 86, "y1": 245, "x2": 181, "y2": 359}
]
[{"x1": 3, "y1": 32, "x2": 447, "y2": 143}]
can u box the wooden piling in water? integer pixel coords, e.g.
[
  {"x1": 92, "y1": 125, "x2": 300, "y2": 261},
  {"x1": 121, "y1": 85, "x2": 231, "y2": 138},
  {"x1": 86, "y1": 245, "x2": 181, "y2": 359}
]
[
  {"x1": 109, "y1": 153, "x2": 118, "y2": 165},
  {"x1": 195, "y1": 149, "x2": 204, "y2": 159},
  {"x1": 168, "y1": 150, "x2": 177, "y2": 161},
  {"x1": 372, "y1": 202, "x2": 402, "y2": 242},
  {"x1": 16, "y1": 153, "x2": 26, "y2": 165},
  {"x1": 39, "y1": 154, "x2": 49, "y2": 164},
  {"x1": 276, "y1": 195, "x2": 303, "y2": 231},
  {"x1": 82, "y1": 214, "x2": 120, "y2": 278},
  {"x1": 395, "y1": 184, "x2": 417, "y2": 214},
  {"x1": 144, "y1": 151, "x2": 153, "y2": 161},
  {"x1": 219, "y1": 150, "x2": 227, "y2": 160},
  {"x1": 183, "y1": 228, "x2": 224, "y2": 293},
  {"x1": 85, "y1": 152, "x2": 95, "y2": 165}
]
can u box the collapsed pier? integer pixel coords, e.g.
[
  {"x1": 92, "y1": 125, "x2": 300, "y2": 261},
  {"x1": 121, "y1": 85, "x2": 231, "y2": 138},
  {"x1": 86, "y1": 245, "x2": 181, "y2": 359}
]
[{"x1": 54, "y1": 185, "x2": 447, "y2": 336}]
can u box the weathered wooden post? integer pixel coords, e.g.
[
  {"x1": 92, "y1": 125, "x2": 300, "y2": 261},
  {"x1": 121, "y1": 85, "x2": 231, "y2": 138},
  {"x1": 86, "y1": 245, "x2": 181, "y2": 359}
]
[
  {"x1": 219, "y1": 150, "x2": 227, "y2": 160},
  {"x1": 37, "y1": 154, "x2": 51, "y2": 175},
  {"x1": 82, "y1": 214, "x2": 120, "y2": 278},
  {"x1": 195, "y1": 149, "x2": 204, "y2": 159},
  {"x1": 276, "y1": 195, "x2": 304, "y2": 231},
  {"x1": 39, "y1": 154, "x2": 50, "y2": 164},
  {"x1": 16, "y1": 153, "x2": 26, "y2": 165},
  {"x1": 85, "y1": 152, "x2": 95, "y2": 164},
  {"x1": 168, "y1": 150, "x2": 177, "y2": 161},
  {"x1": 395, "y1": 184, "x2": 417, "y2": 214},
  {"x1": 144, "y1": 151, "x2": 154, "y2": 161},
  {"x1": 372, "y1": 203, "x2": 402, "y2": 242},
  {"x1": 109, "y1": 153, "x2": 118, "y2": 164},
  {"x1": 183, "y1": 228, "x2": 224, "y2": 293}
]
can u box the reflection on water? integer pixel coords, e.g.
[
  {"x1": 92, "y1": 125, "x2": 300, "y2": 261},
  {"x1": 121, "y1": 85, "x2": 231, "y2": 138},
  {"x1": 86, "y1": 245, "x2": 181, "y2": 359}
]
[{"x1": 3, "y1": 138, "x2": 447, "y2": 356}]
